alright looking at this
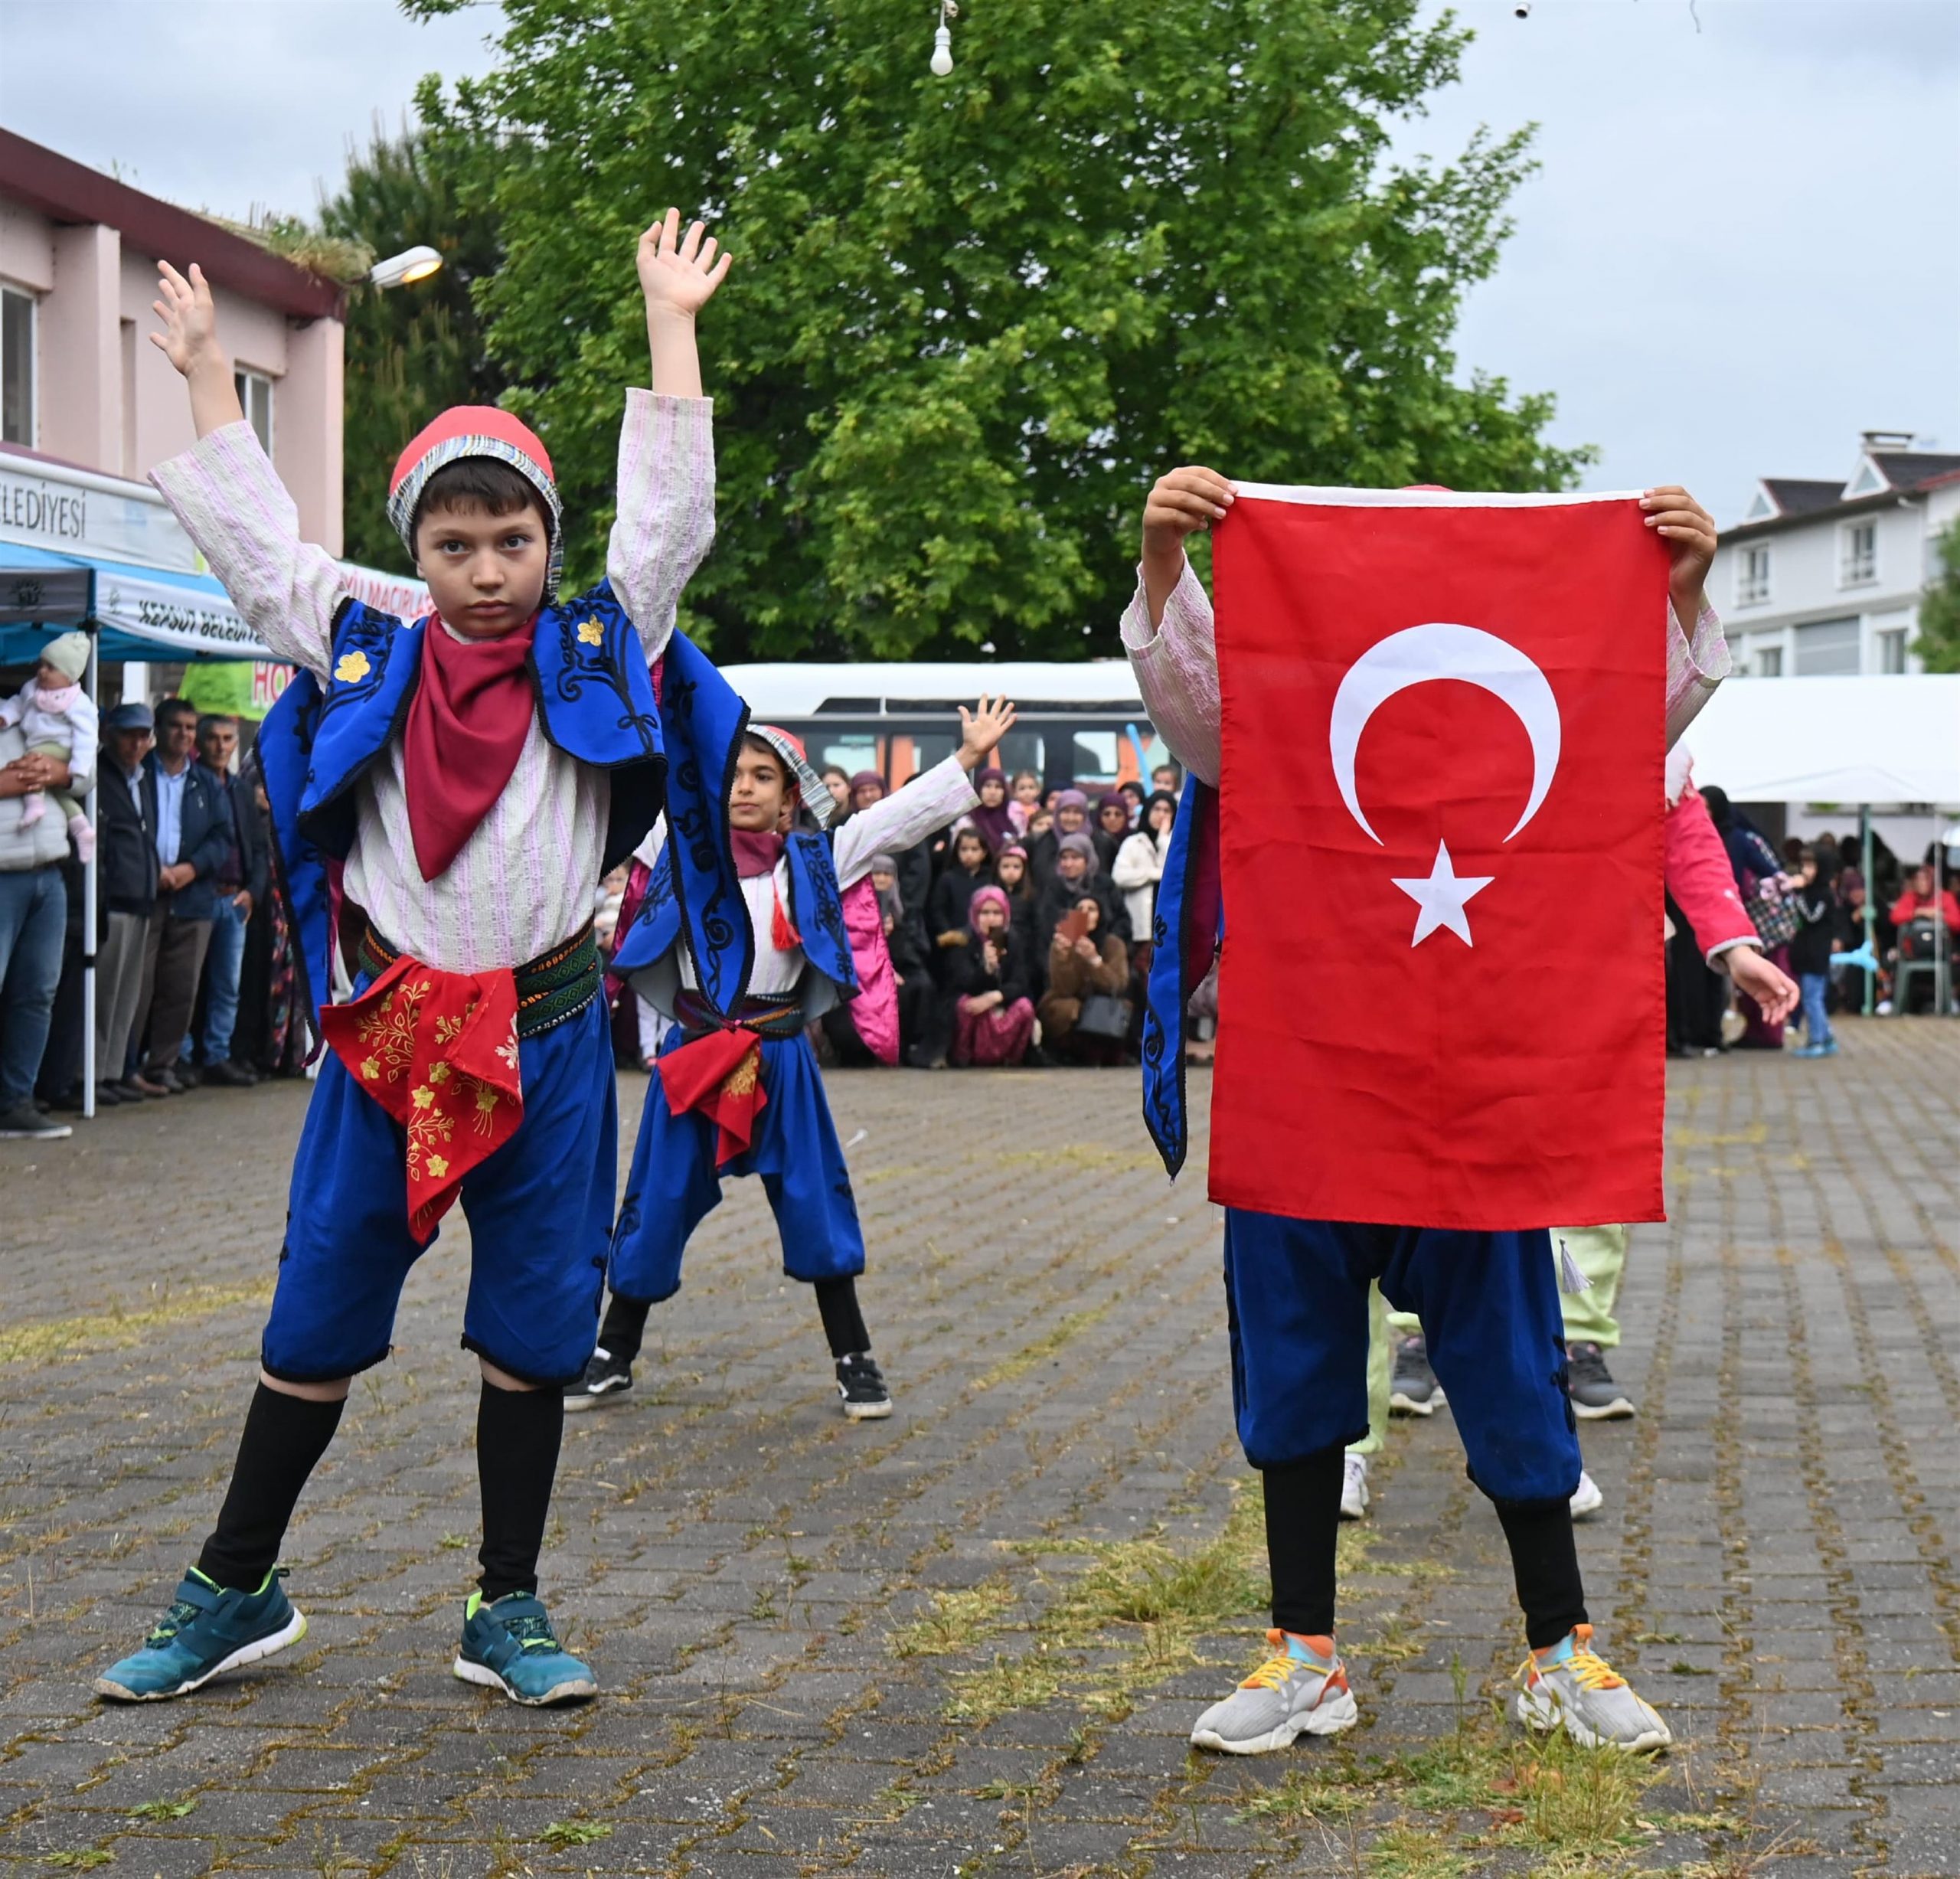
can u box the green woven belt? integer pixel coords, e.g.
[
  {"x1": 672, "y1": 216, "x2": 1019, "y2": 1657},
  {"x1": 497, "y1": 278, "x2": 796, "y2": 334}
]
[{"x1": 358, "y1": 920, "x2": 601, "y2": 1040}]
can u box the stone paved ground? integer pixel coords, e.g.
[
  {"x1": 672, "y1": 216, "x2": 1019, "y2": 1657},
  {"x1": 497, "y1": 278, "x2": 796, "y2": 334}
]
[{"x1": 2, "y1": 1018, "x2": 1956, "y2": 1878}]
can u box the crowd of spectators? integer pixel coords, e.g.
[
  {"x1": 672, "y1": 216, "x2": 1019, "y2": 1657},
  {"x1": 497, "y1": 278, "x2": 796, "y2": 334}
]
[
  {"x1": 0, "y1": 694, "x2": 292, "y2": 1139},
  {"x1": 11, "y1": 691, "x2": 1958, "y2": 1142},
  {"x1": 1667, "y1": 791, "x2": 1958, "y2": 1056}
]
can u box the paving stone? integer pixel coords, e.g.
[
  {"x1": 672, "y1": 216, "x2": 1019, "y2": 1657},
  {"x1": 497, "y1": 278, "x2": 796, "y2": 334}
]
[{"x1": 3, "y1": 1032, "x2": 1956, "y2": 1877}]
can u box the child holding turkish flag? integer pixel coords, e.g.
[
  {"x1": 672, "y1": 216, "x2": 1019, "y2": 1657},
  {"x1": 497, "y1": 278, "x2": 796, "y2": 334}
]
[
  {"x1": 97, "y1": 213, "x2": 743, "y2": 1710},
  {"x1": 1124, "y1": 465, "x2": 1736, "y2": 1757},
  {"x1": 580, "y1": 700, "x2": 1017, "y2": 1421}
]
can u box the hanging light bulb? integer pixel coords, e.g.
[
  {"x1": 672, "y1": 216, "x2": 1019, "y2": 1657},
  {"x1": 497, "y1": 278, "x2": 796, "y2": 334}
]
[{"x1": 929, "y1": 20, "x2": 954, "y2": 76}]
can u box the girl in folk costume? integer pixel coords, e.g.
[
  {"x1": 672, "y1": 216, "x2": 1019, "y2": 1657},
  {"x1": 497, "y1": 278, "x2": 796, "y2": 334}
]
[
  {"x1": 570, "y1": 698, "x2": 1018, "y2": 1419},
  {"x1": 98, "y1": 214, "x2": 743, "y2": 1711},
  {"x1": 1129, "y1": 465, "x2": 1736, "y2": 1757}
]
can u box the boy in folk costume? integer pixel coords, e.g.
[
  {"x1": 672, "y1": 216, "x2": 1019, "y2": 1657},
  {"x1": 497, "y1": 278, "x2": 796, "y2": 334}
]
[
  {"x1": 1129, "y1": 466, "x2": 1732, "y2": 1756},
  {"x1": 97, "y1": 214, "x2": 746, "y2": 1708},
  {"x1": 570, "y1": 700, "x2": 1017, "y2": 1420}
]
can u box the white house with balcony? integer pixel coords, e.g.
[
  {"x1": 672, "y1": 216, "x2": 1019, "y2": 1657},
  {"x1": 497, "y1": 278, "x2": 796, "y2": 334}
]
[{"x1": 1710, "y1": 431, "x2": 1960, "y2": 678}]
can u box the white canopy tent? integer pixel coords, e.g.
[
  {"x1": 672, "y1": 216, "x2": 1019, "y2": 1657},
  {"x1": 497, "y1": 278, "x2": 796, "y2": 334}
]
[{"x1": 1682, "y1": 674, "x2": 1960, "y2": 807}]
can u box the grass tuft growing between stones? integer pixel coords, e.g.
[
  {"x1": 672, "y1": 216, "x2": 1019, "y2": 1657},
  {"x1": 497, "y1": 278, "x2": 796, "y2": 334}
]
[{"x1": 1, "y1": 1283, "x2": 274, "y2": 1366}]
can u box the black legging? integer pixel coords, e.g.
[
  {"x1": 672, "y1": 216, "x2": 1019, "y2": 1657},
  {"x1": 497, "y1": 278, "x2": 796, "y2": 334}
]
[
  {"x1": 600, "y1": 1275, "x2": 871, "y2": 1365},
  {"x1": 1264, "y1": 1444, "x2": 1586, "y2": 1648}
]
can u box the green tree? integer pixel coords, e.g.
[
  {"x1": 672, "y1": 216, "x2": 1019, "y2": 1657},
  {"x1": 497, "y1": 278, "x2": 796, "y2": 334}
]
[
  {"x1": 413, "y1": 0, "x2": 1589, "y2": 658},
  {"x1": 1912, "y1": 521, "x2": 1960, "y2": 672},
  {"x1": 318, "y1": 119, "x2": 507, "y2": 574}
]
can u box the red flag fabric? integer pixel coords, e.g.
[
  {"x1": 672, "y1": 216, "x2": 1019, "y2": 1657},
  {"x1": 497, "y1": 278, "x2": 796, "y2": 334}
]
[
  {"x1": 656, "y1": 1028, "x2": 769, "y2": 1167},
  {"x1": 1209, "y1": 487, "x2": 1670, "y2": 1230}
]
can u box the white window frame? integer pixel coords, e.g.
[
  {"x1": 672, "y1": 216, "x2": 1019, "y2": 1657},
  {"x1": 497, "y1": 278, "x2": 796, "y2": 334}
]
[
  {"x1": 1839, "y1": 518, "x2": 1877, "y2": 588},
  {"x1": 1755, "y1": 644, "x2": 1783, "y2": 678},
  {"x1": 234, "y1": 366, "x2": 275, "y2": 456},
  {"x1": 1736, "y1": 544, "x2": 1772, "y2": 607},
  {"x1": 1, "y1": 282, "x2": 36, "y2": 448},
  {"x1": 1876, "y1": 626, "x2": 1909, "y2": 675}
]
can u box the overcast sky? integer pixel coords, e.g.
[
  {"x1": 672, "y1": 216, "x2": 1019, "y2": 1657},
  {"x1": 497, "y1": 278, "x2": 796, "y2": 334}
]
[{"x1": 2, "y1": 0, "x2": 1952, "y2": 522}]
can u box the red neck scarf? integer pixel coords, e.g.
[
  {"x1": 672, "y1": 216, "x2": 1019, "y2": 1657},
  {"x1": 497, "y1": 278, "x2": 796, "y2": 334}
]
[
  {"x1": 402, "y1": 615, "x2": 538, "y2": 882},
  {"x1": 730, "y1": 829, "x2": 799, "y2": 951}
]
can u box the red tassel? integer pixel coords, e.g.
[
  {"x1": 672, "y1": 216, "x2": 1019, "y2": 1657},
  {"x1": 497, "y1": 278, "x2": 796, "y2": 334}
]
[{"x1": 771, "y1": 884, "x2": 802, "y2": 953}]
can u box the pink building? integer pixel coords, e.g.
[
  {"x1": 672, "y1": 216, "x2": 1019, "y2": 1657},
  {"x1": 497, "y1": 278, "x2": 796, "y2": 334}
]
[{"x1": 0, "y1": 126, "x2": 345, "y2": 553}]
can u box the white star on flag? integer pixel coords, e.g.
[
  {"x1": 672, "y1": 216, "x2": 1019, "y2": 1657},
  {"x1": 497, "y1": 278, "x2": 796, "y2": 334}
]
[{"x1": 1391, "y1": 841, "x2": 1494, "y2": 947}]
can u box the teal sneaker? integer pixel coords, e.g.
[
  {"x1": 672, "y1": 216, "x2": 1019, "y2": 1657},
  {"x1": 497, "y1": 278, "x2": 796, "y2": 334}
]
[
  {"x1": 453, "y1": 1592, "x2": 597, "y2": 1706},
  {"x1": 95, "y1": 1567, "x2": 306, "y2": 1701}
]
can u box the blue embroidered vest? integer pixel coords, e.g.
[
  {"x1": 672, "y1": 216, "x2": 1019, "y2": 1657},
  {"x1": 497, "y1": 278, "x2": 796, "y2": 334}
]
[
  {"x1": 258, "y1": 580, "x2": 753, "y2": 1041},
  {"x1": 612, "y1": 825, "x2": 861, "y2": 1013},
  {"x1": 1139, "y1": 776, "x2": 1220, "y2": 1178}
]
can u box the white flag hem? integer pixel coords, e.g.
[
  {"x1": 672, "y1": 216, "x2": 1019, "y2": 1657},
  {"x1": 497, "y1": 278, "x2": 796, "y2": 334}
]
[{"x1": 1230, "y1": 483, "x2": 1644, "y2": 508}]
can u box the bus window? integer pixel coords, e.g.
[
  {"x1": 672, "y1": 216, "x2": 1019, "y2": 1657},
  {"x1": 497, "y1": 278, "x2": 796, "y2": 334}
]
[
  {"x1": 1070, "y1": 730, "x2": 1119, "y2": 789},
  {"x1": 989, "y1": 730, "x2": 1046, "y2": 786},
  {"x1": 816, "y1": 735, "x2": 878, "y2": 778}
]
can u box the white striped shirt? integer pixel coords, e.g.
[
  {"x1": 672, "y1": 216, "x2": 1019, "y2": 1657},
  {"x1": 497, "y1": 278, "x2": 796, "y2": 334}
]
[{"x1": 151, "y1": 392, "x2": 714, "y2": 974}]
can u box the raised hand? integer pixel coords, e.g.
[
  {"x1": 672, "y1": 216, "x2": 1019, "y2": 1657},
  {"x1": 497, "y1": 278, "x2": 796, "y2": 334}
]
[
  {"x1": 150, "y1": 261, "x2": 223, "y2": 377},
  {"x1": 957, "y1": 694, "x2": 1018, "y2": 769},
  {"x1": 637, "y1": 208, "x2": 732, "y2": 320},
  {"x1": 1143, "y1": 466, "x2": 1235, "y2": 557},
  {"x1": 1641, "y1": 485, "x2": 1718, "y2": 615}
]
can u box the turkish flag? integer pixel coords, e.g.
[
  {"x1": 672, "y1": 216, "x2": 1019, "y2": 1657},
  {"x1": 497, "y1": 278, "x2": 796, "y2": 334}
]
[{"x1": 1208, "y1": 486, "x2": 1671, "y2": 1230}]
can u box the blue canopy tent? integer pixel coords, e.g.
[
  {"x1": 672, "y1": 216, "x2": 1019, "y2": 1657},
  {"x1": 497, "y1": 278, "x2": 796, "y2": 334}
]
[{"x1": 2, "y1": 544, "x2": 268, "y2": 1117}]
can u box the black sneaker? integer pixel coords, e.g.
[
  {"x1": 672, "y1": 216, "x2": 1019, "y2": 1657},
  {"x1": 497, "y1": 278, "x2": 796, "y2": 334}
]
[
  {"x1": 1566, "y1": 1342, "x2": 1635, "y2": 1420},
  {"x1": 201, "y1": 1060, "x2": 256, "y2": 1088},
  {"x1": 835, "y1": 1353, "x2": 893, "y2": 1421},
  {"x1": 1389, "y1": 1335, "x2": 1445, "y2": 1416},
  {"x1": 563, "y1": 1346, "x2": 632, "y2": 1413},
  {"x1": 0, "y1": 1103, "x2": 72, "y2": 1141}
]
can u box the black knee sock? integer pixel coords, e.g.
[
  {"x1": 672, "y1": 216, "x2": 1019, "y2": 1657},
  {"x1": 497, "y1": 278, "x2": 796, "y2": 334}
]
[
  {"x1": 1262, "y1": 1445, "x2": 1347, "y2": 1637},
  {"x1": 197, "y1": 1383, "x2": 345, "y2": 1592},
  {"x1": 597, "y1": 1292, "x2": 652, "y2": 1366},
  {"x1": 476, "y1": 1381, "x2": 564, "y2": 1603},
  {"x1": 1494, "y1": 1498, "x2": 1589, "y2": 1649},
  {"x1": 814, "y1": 1276, "x2": 870, "y2": 1359}
]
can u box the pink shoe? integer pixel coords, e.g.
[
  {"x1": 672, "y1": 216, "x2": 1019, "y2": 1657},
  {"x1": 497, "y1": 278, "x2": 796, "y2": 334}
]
[{"x1": 67, "y1": 812, "x2": 94, "y2": 863}]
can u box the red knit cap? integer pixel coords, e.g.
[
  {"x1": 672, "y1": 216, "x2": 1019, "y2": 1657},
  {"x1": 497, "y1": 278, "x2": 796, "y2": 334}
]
[{"x1": 387, "y1": 405, "x2": 564, "y2": 596}]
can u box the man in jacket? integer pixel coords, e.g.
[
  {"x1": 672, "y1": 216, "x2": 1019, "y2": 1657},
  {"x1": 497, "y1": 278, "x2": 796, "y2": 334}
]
[
  {"x1": 191, "y1": 714, "x2": 269, "y2": 1085},
  {"x1": 0, "y1": 716, "x2": 87, "y2": 1139},
  {"x1": 136, "y1": 697, "x2": 234, "y2": 1093},
  {"x1": 94, "y1": 702, "x2": 161, "y2": 1103}
]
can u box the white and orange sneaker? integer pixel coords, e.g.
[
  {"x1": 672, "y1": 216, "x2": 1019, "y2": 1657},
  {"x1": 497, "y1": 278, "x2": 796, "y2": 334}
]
[
  {"x1": 1514, "y1": 1624, "x2": 1670, "y2": 1750},
  {"x1": 1190, "y1": 1630, "x2": 1358, "y2": 1754}
]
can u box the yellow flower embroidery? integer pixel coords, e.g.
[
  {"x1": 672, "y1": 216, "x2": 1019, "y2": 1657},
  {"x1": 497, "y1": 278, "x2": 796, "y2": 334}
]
[
  {"x1": 361, "y1": 1057, "x2": 381, "y2": 1080},
  {"x1": 411, "y1": 1085, "x2": 435, "y2": 1110},
  {"x1": 334, "y1": 649, "x2": 371, "y2": 684},
  {"x1": 577, "y1": 618, "x2": 604, "y2": 646},
  {"x1": 428, "y1": 1061, "x2": 452, "y2": 1086},
  {"x1": 426, "y1": 1153, "x2": 450, "y2": 1181}
]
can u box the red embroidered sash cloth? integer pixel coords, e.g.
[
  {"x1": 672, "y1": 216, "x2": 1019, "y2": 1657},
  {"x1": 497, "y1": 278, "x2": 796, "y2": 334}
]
[
  {"x1": 658, "y1": 992, "x2": 807, "y2": 1168},
  {"x1": 318, "y1": 954, "x2": 524, "y2": 1240}
]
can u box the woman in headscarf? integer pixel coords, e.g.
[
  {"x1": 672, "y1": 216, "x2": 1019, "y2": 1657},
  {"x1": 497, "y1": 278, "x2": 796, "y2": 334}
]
[
  {"x1": 1037, "y1": 890, "x2": 1131, "y2": 1065},
  {"x1": 1092, "y1": 791, "x2": 1133, "y2": 872},
  {"x1": 967, "y1": 767, "x2": 1018, "y2": 855},
  {"x1": 1697, "y1": 785, "x2": 1794, "y2": 1048},
  {"x1": 1027, "y1": 787, "x2": 1089, "y2": 885},
  {"x1": 947, "y1": 885, "x2": 1037, "y2": 1067},
  {"x1": 1035, "y1": 832, "x2": 1126, "y2": 953},
  {"x1": 1113, "y1": 789, "x2": 1177, "y2": 957}
]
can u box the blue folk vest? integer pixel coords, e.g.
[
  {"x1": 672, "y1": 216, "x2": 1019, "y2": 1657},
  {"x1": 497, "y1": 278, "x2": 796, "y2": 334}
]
[
  {"x1": 612, "y1": 825, "x2": 861, "y2": 1018},
  {"x1": 1139, "y1": 775, "x2": 1220, "y2": 1178},
  {"x1": 258, "y1": 579, "x2": 753, "y2": 1042}
]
